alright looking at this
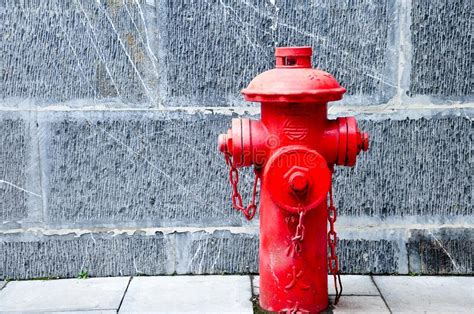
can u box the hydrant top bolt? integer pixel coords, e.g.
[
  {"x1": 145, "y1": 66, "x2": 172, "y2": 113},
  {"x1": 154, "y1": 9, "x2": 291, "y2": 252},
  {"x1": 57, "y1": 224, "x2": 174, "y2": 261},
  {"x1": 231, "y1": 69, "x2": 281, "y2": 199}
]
[
  {"x1": 275, "y1": 46, "x2": 312, "y2": 68},
  {"x1": 289, "y1": 171, "x2": 309, "y2": 192}
]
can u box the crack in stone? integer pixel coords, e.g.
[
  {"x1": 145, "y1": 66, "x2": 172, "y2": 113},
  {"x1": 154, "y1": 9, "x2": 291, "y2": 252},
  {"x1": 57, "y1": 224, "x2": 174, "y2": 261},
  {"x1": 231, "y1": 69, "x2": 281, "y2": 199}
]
[
  {"x1": 428, "y1": 230, "x2": 461, "y2": 272},
  {"x1": 0, "y1": 180, "x2": 42, "y2": 198}
]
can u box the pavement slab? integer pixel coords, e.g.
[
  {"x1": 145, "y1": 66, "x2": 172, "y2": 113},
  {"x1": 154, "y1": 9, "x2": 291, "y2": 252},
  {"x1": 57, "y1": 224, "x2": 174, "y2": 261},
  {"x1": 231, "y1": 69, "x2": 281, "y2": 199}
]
[
  {"x1": 330, "y1": 295, "x2": 390, "y2": 313},
  {"x1": 0, "y1": 277, "x2": 130, "y2": 312},
  {"x1": 252, "y1": 275, "x2": 380, "y2": 296},
  {"x1": 328, "y1": 275, "x2": 380, "y2": 296},
  {"x1": 373, "y1": 276, "x2": 474, "y2": 313},
  {"x1": 119, "y1": 275, "x2": 253, "y2": 313}
]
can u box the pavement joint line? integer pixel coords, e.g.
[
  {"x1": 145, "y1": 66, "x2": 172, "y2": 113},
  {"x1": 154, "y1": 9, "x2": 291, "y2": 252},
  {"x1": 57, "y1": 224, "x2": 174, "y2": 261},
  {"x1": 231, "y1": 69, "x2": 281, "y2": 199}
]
[
  {"x1": 117, "y1": 276, "x2": 133, "y2": 313},
  {"x1": 370, "y1": 275, "x2": 392, "y2": 314},
  {"x1": 249, "y1": 274, "x2": 257, "y2": 300},
  {"x1": 0, "y1": 281, "x2": 9, "y2": 291}
]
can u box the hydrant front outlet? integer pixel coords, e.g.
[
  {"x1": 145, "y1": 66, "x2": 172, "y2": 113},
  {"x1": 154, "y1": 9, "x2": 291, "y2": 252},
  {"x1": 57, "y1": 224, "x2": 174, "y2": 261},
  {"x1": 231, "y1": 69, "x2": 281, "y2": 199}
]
[{"x1": 218, "y1": 46, "x2": 369, "y2": 313}]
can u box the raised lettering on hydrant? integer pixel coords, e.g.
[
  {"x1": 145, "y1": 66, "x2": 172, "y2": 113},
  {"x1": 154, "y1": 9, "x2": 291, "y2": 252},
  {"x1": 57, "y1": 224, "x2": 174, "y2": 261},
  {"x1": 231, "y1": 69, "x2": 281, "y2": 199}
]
[{"x1": 218, "y1": 47, "x2": 369, "y2": 313}]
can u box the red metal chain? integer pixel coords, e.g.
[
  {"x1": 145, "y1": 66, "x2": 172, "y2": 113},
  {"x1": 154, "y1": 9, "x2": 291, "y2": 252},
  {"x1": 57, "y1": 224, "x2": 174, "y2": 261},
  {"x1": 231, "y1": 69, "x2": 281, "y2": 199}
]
[
  {"x1": 224, "y1": 153, "x2": 260, "y2": 220},
  {"x1": 286, "y1": 204, "x2": 306, "y2": 257},
  {"x1": 328, "y1": 184, "x2": 343, "y2": 305}
]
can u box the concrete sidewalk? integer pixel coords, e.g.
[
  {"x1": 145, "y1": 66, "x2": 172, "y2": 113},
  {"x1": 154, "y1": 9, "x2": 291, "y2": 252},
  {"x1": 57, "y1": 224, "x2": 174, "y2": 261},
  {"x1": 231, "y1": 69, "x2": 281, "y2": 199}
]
[{"x1": 0, "y1": 275, "x2": 472, "y2": 313}]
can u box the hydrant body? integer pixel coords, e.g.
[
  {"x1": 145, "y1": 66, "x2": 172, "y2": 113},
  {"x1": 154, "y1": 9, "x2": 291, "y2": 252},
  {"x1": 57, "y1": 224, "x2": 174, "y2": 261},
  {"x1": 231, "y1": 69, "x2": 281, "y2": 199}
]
[{"x1": 218, "y1": 47, "x2": 368, "y2": 313}]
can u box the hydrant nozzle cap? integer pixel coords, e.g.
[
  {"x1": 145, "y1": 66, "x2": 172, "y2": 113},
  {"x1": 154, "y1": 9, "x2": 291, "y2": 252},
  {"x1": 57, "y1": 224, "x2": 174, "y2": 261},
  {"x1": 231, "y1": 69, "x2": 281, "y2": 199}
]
[
  {"x1": 218, "y1": 133, "x2": 228, "y2": 153},
  {"x1": 361, "y1": 132, "x2": 369, "y2": 152}
]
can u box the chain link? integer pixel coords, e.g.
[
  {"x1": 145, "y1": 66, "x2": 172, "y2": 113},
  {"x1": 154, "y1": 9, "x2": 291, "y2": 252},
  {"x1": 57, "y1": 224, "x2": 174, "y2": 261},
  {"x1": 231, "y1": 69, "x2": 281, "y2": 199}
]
[
  {"x1": 328, "y1": 183, "x2": 343, "y2": 305},
  {"x1": 290, "y1": 204, "x2": 306, "y2": 256},
  {"x1": 224, "y1": 153, "x2": 260, "y2": 220}
]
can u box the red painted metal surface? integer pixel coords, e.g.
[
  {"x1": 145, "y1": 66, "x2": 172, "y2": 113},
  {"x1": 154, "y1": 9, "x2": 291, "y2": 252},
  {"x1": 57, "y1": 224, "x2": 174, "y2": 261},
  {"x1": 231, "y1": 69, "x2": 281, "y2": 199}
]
[{"x1": 218, "y1": 47, "x2": 369, "y2": 313}]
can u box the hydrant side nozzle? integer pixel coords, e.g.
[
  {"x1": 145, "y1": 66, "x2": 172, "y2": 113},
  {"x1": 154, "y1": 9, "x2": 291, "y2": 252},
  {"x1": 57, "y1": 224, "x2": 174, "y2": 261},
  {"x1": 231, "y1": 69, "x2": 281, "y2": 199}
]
[{"x1": 337, "y1": 117, "x2": 369, "y2": 166}]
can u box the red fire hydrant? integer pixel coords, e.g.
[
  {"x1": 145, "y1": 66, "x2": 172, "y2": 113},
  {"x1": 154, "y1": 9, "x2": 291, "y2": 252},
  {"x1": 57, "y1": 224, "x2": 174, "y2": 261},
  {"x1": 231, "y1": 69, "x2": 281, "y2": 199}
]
[{"x1": 218, "y1": 47, "x2": 369, "y2": 313}]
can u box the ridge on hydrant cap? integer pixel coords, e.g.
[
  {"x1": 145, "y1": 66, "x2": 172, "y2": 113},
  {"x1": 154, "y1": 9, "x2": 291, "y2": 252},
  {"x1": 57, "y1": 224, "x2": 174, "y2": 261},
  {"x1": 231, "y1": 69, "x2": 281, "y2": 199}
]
[
  {"x1": 275, "y1": 46, "x2": 313, "y2": 57},
  {"x1": 242, "y1": 46, "x2": 346, "y2": 103}
]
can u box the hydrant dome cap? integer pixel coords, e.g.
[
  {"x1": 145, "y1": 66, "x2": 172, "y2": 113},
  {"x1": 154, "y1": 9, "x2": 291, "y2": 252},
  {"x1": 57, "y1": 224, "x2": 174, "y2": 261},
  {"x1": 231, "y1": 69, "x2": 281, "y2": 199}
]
[{"x1": 242, "y1": 68, "x2": 346, "y2": 103}]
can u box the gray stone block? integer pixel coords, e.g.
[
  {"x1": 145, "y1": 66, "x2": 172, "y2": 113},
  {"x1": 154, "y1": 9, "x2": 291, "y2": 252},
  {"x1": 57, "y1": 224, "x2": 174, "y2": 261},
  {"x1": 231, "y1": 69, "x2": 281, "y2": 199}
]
[
  {"x1": 0, "y1": 118, "x2": 28, "y2": 221},
  {"x1": 161, "y1": 0, "x2": 274, "y2": 107},
  {"x1": 0, "y1": 232, "x2": 169, "y2": 280},
  {"x1": 407, "y1": 228, "x2": 473, "y2": 274},
  {"x1": 161, "y1": 0, "x2": 397, "y2": 106},
  {"x1": 338, "y1": 239, "x2": 399, "y2": 274},
  {"x1": 409, "y1": 0, "x2": 472, "y2": 96},
  {"x1": 334, "y1": 116, "x2": 473, "y2": 219},
  {"x1": 1, "y1": 0, "x2": 158, "y2": 105},
  {"x1": 177, "y1": 230, "x2": 259, "y2": 274},
  {"x1": 41, "y1": 111, "x2": 252, "y2": 227}
]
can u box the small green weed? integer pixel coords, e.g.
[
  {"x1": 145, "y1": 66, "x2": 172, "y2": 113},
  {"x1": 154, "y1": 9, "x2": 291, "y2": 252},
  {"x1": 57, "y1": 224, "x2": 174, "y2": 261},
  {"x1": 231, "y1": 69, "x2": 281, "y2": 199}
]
[{"x1": 77, "y1": 270, "x2": 89, "y2": 279}]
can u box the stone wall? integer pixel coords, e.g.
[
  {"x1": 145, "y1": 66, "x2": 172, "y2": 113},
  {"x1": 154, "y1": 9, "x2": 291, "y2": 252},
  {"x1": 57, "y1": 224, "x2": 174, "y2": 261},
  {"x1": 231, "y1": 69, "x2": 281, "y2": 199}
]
[{"x1": 0, "y1": 0, "x2": 472, "y2": 279}]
